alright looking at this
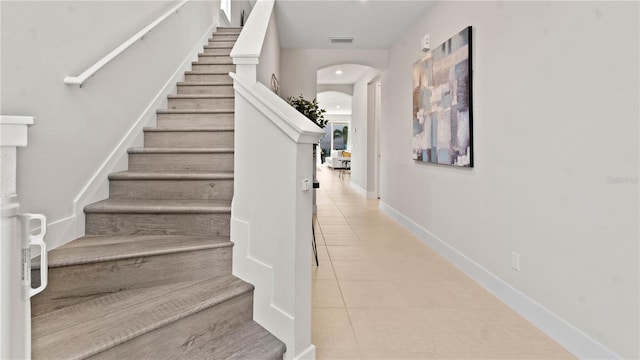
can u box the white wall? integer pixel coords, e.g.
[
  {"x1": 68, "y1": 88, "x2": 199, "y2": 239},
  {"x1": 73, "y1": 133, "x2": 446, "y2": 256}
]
[
  {"x1": 280, "y1": 49, "x2": 387, "y2": 101},
  {"x1": 256, "y1": 9, "x2": 280, "y2": 90},
  {"x1": 350, "y1": 70, "x2": 379, "y2": 198},
  {"x1": 317, "y1": 84, "x2": 353, "y2": 96},
  {"x1": 380, "y1": 1, "x2": 639, "y2": 358},
  {"x1": 231, "y1": 0, "x2": 252, "y2": 27},
  {"x1": 1, "y1": 0, "x2": 218, "y2": 248}
]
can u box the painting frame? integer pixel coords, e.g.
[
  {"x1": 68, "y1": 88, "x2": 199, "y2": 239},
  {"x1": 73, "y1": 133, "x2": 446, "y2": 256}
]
[{"x1": 412, "y1": 26, "x2": 474, "y2": 168}]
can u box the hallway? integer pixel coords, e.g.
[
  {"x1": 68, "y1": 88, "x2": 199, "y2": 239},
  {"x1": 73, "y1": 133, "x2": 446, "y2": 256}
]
[{"x1": 311, "y1": 167, "x2": 574, "y2": 359}]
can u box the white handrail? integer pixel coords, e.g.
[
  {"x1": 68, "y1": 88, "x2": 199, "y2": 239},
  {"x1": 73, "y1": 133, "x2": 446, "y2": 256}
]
[{"x1": 64, "y1": 0, "x2": 189, "y2": 87}]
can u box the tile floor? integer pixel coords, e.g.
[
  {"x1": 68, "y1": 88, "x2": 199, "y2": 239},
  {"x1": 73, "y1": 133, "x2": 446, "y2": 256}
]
[{"x1": 311, "y1": 166, "x2": 575, "y2": 360}]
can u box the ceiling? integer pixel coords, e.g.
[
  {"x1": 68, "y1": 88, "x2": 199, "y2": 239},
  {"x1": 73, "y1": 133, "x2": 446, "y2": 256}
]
[
  {"x1": 275, "y1": 0, "x2": 435, "y2": 49},
  {"x1": 275, "y1": 0, "x2": 435, "y2": 116},
  {"x1": 317, "y1": 64, "x2": 372, "y2": 85}
]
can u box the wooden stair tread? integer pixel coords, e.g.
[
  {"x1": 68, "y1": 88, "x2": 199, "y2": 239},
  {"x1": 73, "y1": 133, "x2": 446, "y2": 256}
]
[
  {"x1": 143, "y1": 126, "x2": 234, "y2": 132},
  {"x1": 181, "y1": 320, "x2": 286, "y2": 360},
  {"x1": 177, "y1": 81, "x2": 233, "y2": 86},
  {"x1": 193, "y1": 60, "x2": 233, "y2": 65},
  {"x1": 45, "y1": 235, "x2": 231, "y2": 268},
  {"x1": 156, "y1": 109, "x2": 233, "y2": 114},
  {"x1": 32, "y1": 277, "x2": 253, "y2": 360},
  {"x1": 168, "y1": 94, "x2": 234, "y2": 99},
  {"x1": 198, "y1": 53, "x2": 232, "y2": 57},
  {"x1": 127, "y1": 147, "x2": 233, "y2": 154},
  {"x1": 109, "y1": 171, "x2": 234, "y2": 180},
  {"x1": 84, "y1": 199, "x2": 231, "y2": 213},
  {"x1": 185, "y1": 70, "x2": 231, "y2": 75}
]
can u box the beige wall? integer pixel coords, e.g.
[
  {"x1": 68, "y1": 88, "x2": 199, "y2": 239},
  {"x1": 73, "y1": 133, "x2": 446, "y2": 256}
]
[{"x1": 379, "y1": 1, "x2": 639, "y2": 358}]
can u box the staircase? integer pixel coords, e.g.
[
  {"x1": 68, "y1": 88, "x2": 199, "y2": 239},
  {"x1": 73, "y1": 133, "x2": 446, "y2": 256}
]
[{"x1": 31, "y1": 27, "x2": 286, "y2": 360}]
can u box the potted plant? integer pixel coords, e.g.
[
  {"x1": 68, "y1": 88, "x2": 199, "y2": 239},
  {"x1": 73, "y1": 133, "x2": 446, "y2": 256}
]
[{"x1": 286, "y1": 94, "x2": 328, "y2": 128}]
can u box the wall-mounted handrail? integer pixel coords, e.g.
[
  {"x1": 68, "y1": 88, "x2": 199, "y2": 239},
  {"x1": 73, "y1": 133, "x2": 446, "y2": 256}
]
[{"x1": 64, "y1": 0, "x2": 188, "y2": 87}]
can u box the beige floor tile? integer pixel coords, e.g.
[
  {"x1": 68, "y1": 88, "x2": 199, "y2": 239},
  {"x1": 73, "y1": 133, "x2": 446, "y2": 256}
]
[
  {"x1": 339, "y1": 280, "x2": 406, "y2": 308},
  {"x1": 312, "y1": 167, "x2": 573, "y2": 359},
  {"x1": 320, "y1": 224, "x2": 356, "y2": 234},
  {"x1": 312, "y1": 308, "x2": 359, "y2": 349},
  {"x1": 332, "y1": 260, "x2": 391, "y2": 280},
  {"x1": 317, "y1": 245, "x2": 330, "y2": 260},
  {"x1": 441, "y1": 280, "x2": 510, "y2": 310},
  {"x1": 358, "y1": 349, "x2": 441, "y2": 359},
  {"x1": 316, "y1": 346, "x2": 361, "y2": 360},
  {"x1": 318, "y1": 217, "x2": 350, "y2": 225},
  {"x1": 348, "y1": 308, "x2": 439, "y2": 353},
  {"x1": 323, "y1": 233, "x2": 364, "y2": 246},
  {"x1": 313, "y1": 280, "x2": 345, "y2": 308},
  {"x1": 346, "y1": 216, "x2": 396, "y2": 225},
  {"x1": 391, "y1": 280, "x2": 471, "y2": 309},
  {"x1": 327, "y1": 246, "x2": 389, "y2": 261},
  {"x1": 312, "y1": 261, "x2": 336, "y2": 280}
]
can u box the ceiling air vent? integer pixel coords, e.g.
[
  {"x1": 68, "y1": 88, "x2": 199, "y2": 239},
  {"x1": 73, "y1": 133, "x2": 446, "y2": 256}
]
[{"x1": 330, "y1": 36, "x2": 355, "y2": 44}]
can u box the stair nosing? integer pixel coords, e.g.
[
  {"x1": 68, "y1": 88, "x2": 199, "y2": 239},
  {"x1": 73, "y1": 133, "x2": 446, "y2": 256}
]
[
  {"x1": 176, "y1": 82, "x2": 233, "y2": 86},
  {"x1": 184, "y1": 70, "x2": 232, "y2": 75},
  {"x1": 143, "y1": 127, "x2": 234, "y2": 132},
  {"x1": 198, "y1": 53, "x2": 232, "y2": 57},
  {"x1": 127, "y1": 147, "x2": 233, "y2": 154},
  {"x1": 192, "y1": 60, "x2": 233, "y2": 65},
  {"x1": 84, "y1": 199, "x2": 232, "y2": 214},
  {"x1": 108, "y1": 171, "x2": 234, "y2": 180},
  {"x1": 156, "y1": 109, "x2": 234, "y2": 114},
  {"x1": 167, "y1": 94, "x2": 234, "y2": 99}
]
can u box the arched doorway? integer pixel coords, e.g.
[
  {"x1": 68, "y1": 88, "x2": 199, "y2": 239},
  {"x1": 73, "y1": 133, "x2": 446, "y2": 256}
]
[{"x1": 316, "y1": 64, "x2": 381, "y2": 198}]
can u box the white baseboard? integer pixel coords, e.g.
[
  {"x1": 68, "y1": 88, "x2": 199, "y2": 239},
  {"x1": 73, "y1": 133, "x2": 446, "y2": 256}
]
[
  {"x1": 292, "y1": 344, "x2": 315, "y2": 360},
  {"x1": 350, "y1": 182, "x2": 376, "y2": 199},
  {"x1": 379, "y1": 201, "x2": 620, "y2": 360},
  {"x1": 44, "y1": 23, "x2": 216, "y2": 251}
]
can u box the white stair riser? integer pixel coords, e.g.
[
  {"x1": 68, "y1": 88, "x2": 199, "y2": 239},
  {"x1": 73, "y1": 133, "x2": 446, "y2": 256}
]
[
  {"x1": 129, "y1": 153, "x2": 234, "y2": 172},
  {"x1": 144, "y1": 131, "x2": 234, "y2": 148},
  {"x1": 168, "y1": 97, "x2": 234, "y2": 110},
  {"x1": 184, "y1": 73, "x2": 232, "y2": 83},
  {"x1": 110, "y1": 179, "x2": 234, "y2": 200},
  {"x1": 89, "y1": 292, "x2": 253, "y2": 360},
  {"x1": 191, "y1": 63, "x2": 235, "y2": 72},
  {"x1": 86, "y1": 213, "x2": 231, "y2": 236},
  {"x1": 177, "y1": 84, "x2": 234, "y2": 95},
  {"x1": 31, "y1": 247, "x2": 232, "y2": 317},
  {"x1": 156, "y1": 113, "x2": 234, "y2": 128},
  {"x1": 203, "y1": 47, "x2": 232, "y2": 56}
]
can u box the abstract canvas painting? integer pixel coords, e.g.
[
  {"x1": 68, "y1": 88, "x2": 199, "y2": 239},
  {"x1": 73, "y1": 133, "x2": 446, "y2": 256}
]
[{"x1": 412, "y1": 26, "x2": 473, "y2": 167}]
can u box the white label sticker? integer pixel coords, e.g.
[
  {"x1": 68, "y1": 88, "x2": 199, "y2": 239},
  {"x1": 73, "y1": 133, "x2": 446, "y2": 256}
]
[{"x1": 21, "y1": 247, "x2": 31, "y2": 285}]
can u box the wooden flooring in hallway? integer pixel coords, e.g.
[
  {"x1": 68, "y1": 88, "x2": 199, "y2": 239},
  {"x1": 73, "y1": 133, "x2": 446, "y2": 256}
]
[{"x1": 312, "y1": 166, "x2": 574, "y2": 360}]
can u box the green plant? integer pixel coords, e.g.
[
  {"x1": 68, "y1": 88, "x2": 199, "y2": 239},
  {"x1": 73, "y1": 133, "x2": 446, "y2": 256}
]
[{"x1": 287, "y1": 94, "x2": 328, "y2": 128}]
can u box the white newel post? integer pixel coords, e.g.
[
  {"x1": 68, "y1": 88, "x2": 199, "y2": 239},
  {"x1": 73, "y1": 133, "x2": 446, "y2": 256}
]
[{"x1": 1, "y1": 116, "x2": 47, "y2": 360}]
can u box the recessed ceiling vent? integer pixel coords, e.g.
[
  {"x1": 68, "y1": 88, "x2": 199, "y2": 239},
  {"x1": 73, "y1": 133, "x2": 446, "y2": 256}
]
[{"x1": 330, "y1": 36, "x2": 355, "y2": 43}]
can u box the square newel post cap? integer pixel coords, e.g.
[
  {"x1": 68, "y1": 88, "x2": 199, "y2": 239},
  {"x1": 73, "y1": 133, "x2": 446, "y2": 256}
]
[{"x1": 0, "y1": 116, "x2": 35, "y2": 147}]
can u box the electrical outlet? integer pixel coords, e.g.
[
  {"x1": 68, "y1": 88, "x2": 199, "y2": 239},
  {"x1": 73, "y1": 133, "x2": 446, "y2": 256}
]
[{"x1": 511, "y1": 251, "x2": 520, "y2": 271}]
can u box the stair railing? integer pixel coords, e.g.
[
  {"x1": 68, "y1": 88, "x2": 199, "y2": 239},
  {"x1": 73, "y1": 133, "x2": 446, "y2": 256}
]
[
  {"x1": 64, "y1": 0, "x2": 189, "y2": 87},
  {"x1": 230, "y1": 1, "x2": 325, "y2": 358},
  {"x1": 1, "y1": 115, "x2": 48, "y2": 359}
]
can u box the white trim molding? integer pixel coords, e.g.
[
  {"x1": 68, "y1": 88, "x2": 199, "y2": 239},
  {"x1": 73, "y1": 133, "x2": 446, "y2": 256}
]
[{"x1": 379, "y1": 201, "x2": 620, "y2": 360}]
